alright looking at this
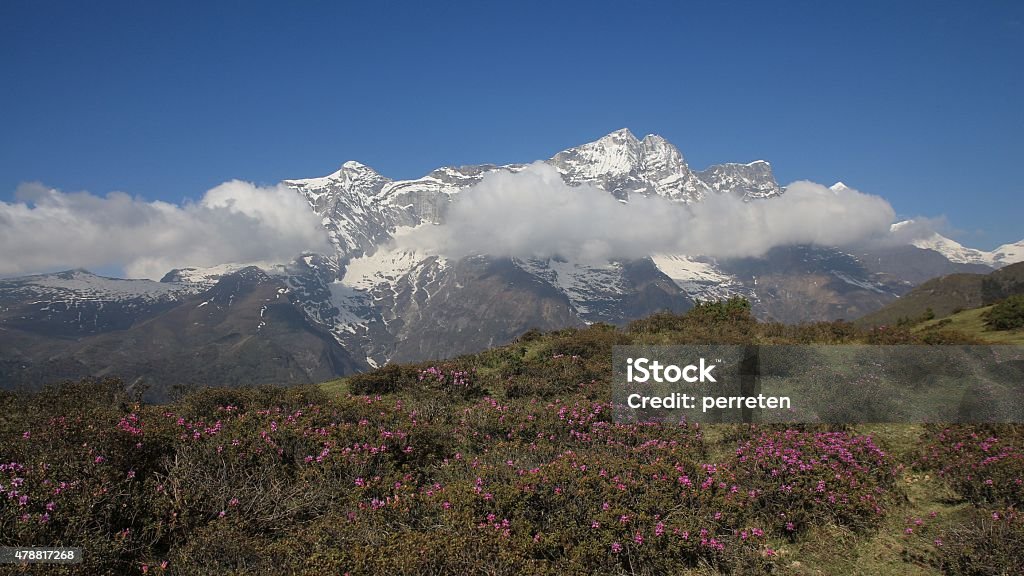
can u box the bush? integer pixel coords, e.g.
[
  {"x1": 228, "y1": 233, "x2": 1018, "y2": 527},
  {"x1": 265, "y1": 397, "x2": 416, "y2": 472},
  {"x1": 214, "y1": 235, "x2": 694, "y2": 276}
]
[
  {"x1": 541, "y1": 323, "x2": 629, "y2": 361},
  {"x1": 688, "y1": 297, "x2": 755, "y2": 324},
  {"x1": 984, "y1": 295, "x2": 1024, "y2": 331},
  {"x1": 514, "y1": 328, "x2": 544, "y2": 343},
  {"x1": 732, "y1": 429, "x2": 896, "y2": 535},
  {"x1": 916, "y1": 425, "x2": 1024, "y2": 507},
  {"x1": 863, "y1": 325, "x2": 920, "y2": 344},
  {"x1": 6, "y1": 310, "x2": 1024, "y2": 574},
  {"x1": 629, "y1": 298, "x2": 758, "y2": 345},
  {"x1": 932, "y1": 508, "x2": 1024, "y2": 576},
  {"x1": 348, "y1": 364, "x2": 422, "y2": 395},
  {"x1": 414, "y1": 363, "x2": 486, "y2": 399},
  {"x1": 792, "y1": 320, "x2": 859, "y2": 344}
]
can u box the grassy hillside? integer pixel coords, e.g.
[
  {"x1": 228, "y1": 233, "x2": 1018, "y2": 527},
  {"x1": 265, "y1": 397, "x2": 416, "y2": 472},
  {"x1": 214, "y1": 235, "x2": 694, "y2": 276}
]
[
  {"x1": 858, "y1": 262, "x2": 1024, "y2": 328},
  {"x1": 2, "y1": 301, "x2": 1022, "y2": 575},
  {"x1": 917, "y1": 305, "x2": 1024, "y2": 345},
  {"x1": 856, "y1": 273, "x2": 986, "y2": 328}
]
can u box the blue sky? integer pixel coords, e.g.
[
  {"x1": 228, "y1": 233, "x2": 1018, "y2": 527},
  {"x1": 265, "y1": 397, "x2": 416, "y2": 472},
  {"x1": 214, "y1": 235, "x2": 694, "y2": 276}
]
[{"x1": 1, "y1": 0, "x2": 1021, "y2": 249}]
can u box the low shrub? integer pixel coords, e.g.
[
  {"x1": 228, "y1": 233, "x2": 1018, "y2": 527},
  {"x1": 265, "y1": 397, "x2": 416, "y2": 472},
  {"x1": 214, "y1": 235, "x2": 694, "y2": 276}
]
[
  {"x1": 348, "y1": 364, "x2": 422, "y2": 395},
  {"x1": 541, "y1": 323, "x2": 629, "y2": 361},
  {"x1": 916, "y1": 425, "x2": 1024, "y2": 507},
  {"x1": 984, "y1": 294, "x2": 1024, "y2": 331},
  {"x1": 732, "y1": 429, "x2": 896, "y2": 535},
  {"x1": 931, "y1": 508, "x2": 1024, "y2": 576}
]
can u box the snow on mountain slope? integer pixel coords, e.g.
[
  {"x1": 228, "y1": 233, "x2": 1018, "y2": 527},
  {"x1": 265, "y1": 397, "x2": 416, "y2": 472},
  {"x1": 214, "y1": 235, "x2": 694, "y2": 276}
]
[
  {"x1": 160, "y1": 262, "x2": 278, "y2": 290},
  {"x1": 0, "y1": 270, "x2": 203, "y2": 339},
  {"x1": 3, "y1": 269, "x2": 197, "y2": 302},
  {"x1": 992, "y1": 240, "x2": 1024, "y2": 266},
  {"x1": 516, "y1": 258, "x2": 629, "y2": 319},
  {"x1": 551, "y1": 128, "x2": 644, "y2": 182},
  {"x1": 8, "y1": 129, "x2": 1020, "y2": 388},
  {"x1": 697, "y1": 161, "x2": 781, "y2": 199},
  {"x1": 546, "y1": 128, "x2": 782, "y2": 203},
  {"x1": 910, "y1": 233, "x2": 994, "y2": 266},
  {"x1": 342, "y1": 247, "x2": 427, "y2": 292},
  {"x1": 650, "y1": 254, "x2": 752, "y2": 302},
  {"x1": 284, "y1": 162, "x2": 407, "y2": 259}
]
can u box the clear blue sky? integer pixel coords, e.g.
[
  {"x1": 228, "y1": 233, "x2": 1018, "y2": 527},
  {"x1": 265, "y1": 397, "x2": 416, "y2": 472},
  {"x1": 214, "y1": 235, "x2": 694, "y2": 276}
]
[{"x1": 2, "y1": 0, "x2": 1021, "y2": 248}]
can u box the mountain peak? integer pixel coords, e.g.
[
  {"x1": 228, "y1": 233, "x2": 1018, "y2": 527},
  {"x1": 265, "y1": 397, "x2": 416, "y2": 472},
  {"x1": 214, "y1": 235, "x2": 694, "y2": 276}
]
[
  {"x1": 284, "y1": 159, "x2": 390, "y2": 201},
  {"x1": 640, "y1": 133, "x2": 671, "y2": 146},
  {"x1": 550, "y1": 129, "x2": 644, "y2": 181},
  {"x1": 993, "y1": 239, "x2": 1024, "y2": 265},
  {"x1": 695, "y1": 160, "x2": 782, "y2": 200},
  {"x1": 40, "y1": 268, "x2": 101, "y2": 281},
  {"x1": 327, "y1": 160, "x2": 382, "y2": 179},
  {"x1": 599, "y1": 128, "x2": 639, "y2": 143},
  {"x1": 306, "y1": 160, "x2": 382, "y2": 182}
]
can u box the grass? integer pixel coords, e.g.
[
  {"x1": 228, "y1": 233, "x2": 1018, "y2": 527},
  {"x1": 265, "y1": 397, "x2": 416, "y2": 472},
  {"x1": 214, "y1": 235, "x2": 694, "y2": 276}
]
[
  {"x1": 318, "y1": 376, "x2": 350, "y2": 398},
  {"x1": 916, "y1": 306, "x2": 1024, "y2": 345}
]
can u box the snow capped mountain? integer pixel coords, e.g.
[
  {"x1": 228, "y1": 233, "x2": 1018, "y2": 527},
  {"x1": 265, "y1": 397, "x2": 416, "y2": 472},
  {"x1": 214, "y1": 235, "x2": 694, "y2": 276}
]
[
  {"x1": 2, "y1": 129, "x2": 1017, "y2": 390},
  {"x1": 549, "y1": 128, "x2": 782, "y2": 202},
  {"x1": 267, "y1": 129, "x2": 790, "y2": 362},
  {"x1": 696, "y1": 160, "x2": 781, "y2": 200},
  {"x1": 992, "y1": 240, "x2": 1024, "y2": 266},
  {"x1": 4, "y1": 269, "x2": 196, "y2": 302},
  {"x1": 284, "y1": 162, "x2": 405, "y2": 258},
  {"x1": 283, "y1": 128, "x2": 785, "y2": 265},
  {"x1": 908, "y1": 232, "x2": 994, "y2": 266},
  {"x1": 161, "y1": 262, "x2": 273, "y2": 289},
  {"x1": 891, "y1": 220, "x2": 1024, "y2": 267},
  {"x1": 0, "y1": 270, "x2": 203, "y2": 339}
]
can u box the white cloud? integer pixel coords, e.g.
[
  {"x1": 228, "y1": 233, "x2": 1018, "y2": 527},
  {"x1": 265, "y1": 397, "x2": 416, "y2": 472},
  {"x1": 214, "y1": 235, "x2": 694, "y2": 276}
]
[
  {"x1": 885, "y1": 216, "x2": 954, "y2": 245},
  {"x1": 399, "y1": 162, "x2": 899, "y2": 261},
  {"x1": 0, "y1": 180, "x2": 330, "y2": 279}
]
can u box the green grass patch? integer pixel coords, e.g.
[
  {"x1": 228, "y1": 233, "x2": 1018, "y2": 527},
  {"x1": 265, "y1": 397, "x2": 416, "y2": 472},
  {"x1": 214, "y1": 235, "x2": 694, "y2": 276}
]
[
  {"x1": 317, "y1": 376, "x2": 350, "y2": 398},
  {"x1": 916, "y1": 306, "x2": 1024, "y2": 344}
]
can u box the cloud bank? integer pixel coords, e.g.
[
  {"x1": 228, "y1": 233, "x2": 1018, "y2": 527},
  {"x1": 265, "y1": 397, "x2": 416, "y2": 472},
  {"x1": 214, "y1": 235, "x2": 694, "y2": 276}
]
[
  {"x1": 400, "y1": 162, "x2": 900, "y2": 261},
  {"x1": 1, "y1": 164, "x2": 952, "y2": 281},
  {"x1": 0, "y1": 181, "x2": 330, "y2": 279}
]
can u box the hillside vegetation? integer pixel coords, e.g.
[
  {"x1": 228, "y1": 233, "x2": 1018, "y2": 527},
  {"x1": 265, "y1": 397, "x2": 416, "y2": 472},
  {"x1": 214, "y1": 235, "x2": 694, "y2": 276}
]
[
  {"x1": 2, "y1": 300, "x2": 1022, "y2": 575},
  {"x1": 917, "y1": 304, "x2": 1024, "y2": 345},
  {"x1": 859, "y1": 261, "x2": 1024, "y2": 329}
]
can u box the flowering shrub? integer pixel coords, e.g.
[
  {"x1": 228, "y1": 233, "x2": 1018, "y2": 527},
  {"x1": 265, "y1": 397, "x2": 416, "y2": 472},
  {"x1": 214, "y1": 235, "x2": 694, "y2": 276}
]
[
  {"x1": 417, "y1": 364, "x2": 484, "y2": 398},
  {"x1": 348, "y1": 362, "x2": 484, "y2": 398},
  {"x1": 0, "y1": 373, "x2": 908, "y2": 574},
  {"x1": 1, "y1": 310, "x2": 1019, "y2": 574},
  {"x1": 916, "y1": 425, "x2": 1024, "y2": 507},
  {"x1": 504, "y1": 353, "x2": 604, "y2": 399},
  {"x1": 732, "y1": 428, "x2": 895, "y2": 535}
]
